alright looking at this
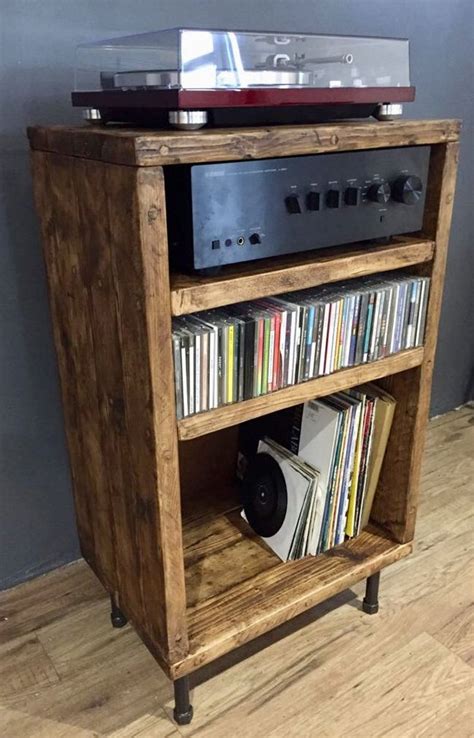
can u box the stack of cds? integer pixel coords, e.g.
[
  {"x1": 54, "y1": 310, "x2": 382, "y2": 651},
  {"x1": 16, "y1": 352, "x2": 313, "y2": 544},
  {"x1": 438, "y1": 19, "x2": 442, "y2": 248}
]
[
  {"x1": 172, "y1": 272, "x2": 429, "y2": 419},
  {"x1": 240, "y1": 383, "x2": 396, "y2": 561}
]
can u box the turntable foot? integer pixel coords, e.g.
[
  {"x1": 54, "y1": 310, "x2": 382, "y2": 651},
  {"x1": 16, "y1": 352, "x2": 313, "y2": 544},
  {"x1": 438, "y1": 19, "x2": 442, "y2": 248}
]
[
  {"x1": 362, "y1": 571, "x2": 380, "y2": 614},
  {"x1": 168, "y1": 110, "x2": 208, "y2": 130},
  {"x1": 110, "y1": 595, "x2": 128, "y2": 628},
  {"x1": 82, "y1": 108, "x2": 103, "y2": 124},
  {"x1": 374, "y1": 103, "x2": 403, "y2": 121},
  {"x1": 173, "y1": 676, "x2": 194, "y2": 725}
]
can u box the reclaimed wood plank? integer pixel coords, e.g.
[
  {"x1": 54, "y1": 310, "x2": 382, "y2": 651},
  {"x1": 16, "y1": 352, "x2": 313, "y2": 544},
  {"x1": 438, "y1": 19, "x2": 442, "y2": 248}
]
[
  {"x1": 177, "y1": 348, "x2": 424, "y2": 440},
  {"x1": 31, "y1": 151, "x2": 115, "y2": 589},
  {"x1": 28, "y1": 119, "x2": 461, "y2": 167},
  {"x1": 30, "y1": 153, "x2": 188, "y2": 672},
  {"x1": 170, "y1": 238, "x2": 435, "y2": 316},
  {"x1": 371, "y1": 143, "x2": 460, "y2": 543},
  {"x1": 174, "y1": 528, "x2": 412, "y2": 678}
]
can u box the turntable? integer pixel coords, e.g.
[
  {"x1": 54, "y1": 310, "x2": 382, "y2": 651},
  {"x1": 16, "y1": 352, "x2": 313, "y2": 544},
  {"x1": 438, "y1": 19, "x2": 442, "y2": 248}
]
[{"x1": 72, "y1": 28, "x2": 415, "y2": 129}]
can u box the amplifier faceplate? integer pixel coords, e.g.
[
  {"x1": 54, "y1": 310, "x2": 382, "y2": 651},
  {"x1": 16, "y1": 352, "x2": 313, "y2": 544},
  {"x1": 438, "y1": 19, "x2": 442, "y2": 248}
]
[{"x1": 166, "y1": 146, "x2": 430, "y2": 271}]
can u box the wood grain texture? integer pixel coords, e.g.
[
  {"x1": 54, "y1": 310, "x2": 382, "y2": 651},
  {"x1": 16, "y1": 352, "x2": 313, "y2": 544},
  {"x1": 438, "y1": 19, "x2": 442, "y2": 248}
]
[
  {"x1": 30, "y1": 152, "x2": 188, "y2": 671},
  {"x1": 174, "y1": 527, "x2": 412, "y2": 678},
  {"x1": 177, "y1": 347, "x2": 424, "y2": 440},
  {"x1": 370, "y1": 143, "x2": 460, "y2": 543},
  {"x1": 28, "y1": 118, "x2": 460, "y2": 166},
  {"x1": 171, "y1": 238, "x2": 435, "y2": 316},
  {"x1": 179, "y1": 428, "x2": 240, "y2": 525},
  {"x1": 31, "y1": 151, "x2": 116, "y2": 589},
  {"x1": 131, "y1": 165, "x2": 189, "y2": 664},
  {"x1": 0, "y1": 407, "x2": 472, "y2": 737}
]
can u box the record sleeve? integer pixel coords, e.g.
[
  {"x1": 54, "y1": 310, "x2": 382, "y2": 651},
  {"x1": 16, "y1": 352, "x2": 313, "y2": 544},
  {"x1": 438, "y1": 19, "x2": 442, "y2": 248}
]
[{"x1": 241, "y1": 438, "x2": 320, "y2": 561}]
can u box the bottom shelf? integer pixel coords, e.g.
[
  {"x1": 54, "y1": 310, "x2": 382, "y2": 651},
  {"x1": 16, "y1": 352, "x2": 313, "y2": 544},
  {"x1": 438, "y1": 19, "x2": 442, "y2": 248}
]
[{"x1": 174, "y1": 508, "x2": 412, "y2": 678}]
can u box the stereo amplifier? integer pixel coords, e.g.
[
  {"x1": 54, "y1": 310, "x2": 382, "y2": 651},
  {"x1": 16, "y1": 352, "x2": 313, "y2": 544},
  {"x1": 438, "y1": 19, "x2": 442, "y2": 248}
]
[{"x1": 165, "y1": 146, "x2": 430, "y2": 272}]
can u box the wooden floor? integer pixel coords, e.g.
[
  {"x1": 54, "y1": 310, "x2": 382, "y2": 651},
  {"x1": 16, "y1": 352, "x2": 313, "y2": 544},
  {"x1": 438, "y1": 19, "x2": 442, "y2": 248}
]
[{"x1": 1, "y1": 406, "x2": 473, "y2": 738}]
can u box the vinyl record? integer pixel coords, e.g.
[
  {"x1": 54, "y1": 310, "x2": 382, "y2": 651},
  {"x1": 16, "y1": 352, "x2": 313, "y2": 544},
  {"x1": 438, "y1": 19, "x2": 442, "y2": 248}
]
[{"x1": 242, "y1": 452, "x2": 288, "y2": 537}]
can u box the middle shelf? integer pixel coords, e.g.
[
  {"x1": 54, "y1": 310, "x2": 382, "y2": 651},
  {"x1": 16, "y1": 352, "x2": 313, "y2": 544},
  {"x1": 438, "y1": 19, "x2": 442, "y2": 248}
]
[
  {"x1": 170, "y1": 236, "x2": 434, "y2": 316},
  {"x1": 177, "y1": 346, "x2": 424, "y2": 439}
]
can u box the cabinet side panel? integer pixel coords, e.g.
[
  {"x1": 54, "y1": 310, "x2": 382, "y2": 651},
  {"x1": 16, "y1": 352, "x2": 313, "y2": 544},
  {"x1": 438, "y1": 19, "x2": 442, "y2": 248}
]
[
  {"x1": 371, "y1": 143, "x2": 460, "y2": 542},
  {"x1": 31, "y1": 152, "x2": 188, "y2": 668},
  {"x1": 103, "y1": 162, "x2": 188, "y2": 664},
  {"x1": 71, "y1": 157, "x2": 145, "y2": 616},
  {"x1": 31, "y1": 151, "x2": 117, "y2": 589}
]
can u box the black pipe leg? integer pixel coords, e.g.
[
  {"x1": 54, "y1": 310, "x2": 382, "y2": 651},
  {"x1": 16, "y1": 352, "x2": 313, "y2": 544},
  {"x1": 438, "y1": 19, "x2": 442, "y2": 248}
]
[
  {"x1": 110, "y1": 595, "x2": 128, "y2": 628},
  {"x1": 362, "y1": 571, "x2": 380, "y2": 614},
  {"x1": 173, "y1": 676, "x2": 193, "y2": 725}
]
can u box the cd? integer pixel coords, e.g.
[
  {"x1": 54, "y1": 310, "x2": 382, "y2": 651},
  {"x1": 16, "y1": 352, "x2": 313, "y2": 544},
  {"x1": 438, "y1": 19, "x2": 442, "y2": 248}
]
[{"x1": 242, "y1": 452, "x2": 288, "y2": 537}]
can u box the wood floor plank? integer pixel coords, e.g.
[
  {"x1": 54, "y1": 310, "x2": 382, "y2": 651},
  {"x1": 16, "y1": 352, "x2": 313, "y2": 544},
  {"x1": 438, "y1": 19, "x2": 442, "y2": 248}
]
[
  {"x1": 0, "y1": 406, "x2": 472, "y2": 738},
  {"x1": 10, "y1": 602, "x2": 172, "y2": 735},
  {"x1": 0, "y1": 561, "x2": 102, "y2": 642},
  {"x1": 0, "y1": 706, "x2": 97, "y2": 738},
  {"x1": 108, "y1": 710, "x2": 181, "y2": 738},
  {"x1": 431, "y1": 604, "x2": 474, "y2": 668},
  {"x1": 0, "y1": 634, "x2": 60, "y2": 698},
  {"x1": 260, "y1": 633, "x2": 474, "y2": 738}
]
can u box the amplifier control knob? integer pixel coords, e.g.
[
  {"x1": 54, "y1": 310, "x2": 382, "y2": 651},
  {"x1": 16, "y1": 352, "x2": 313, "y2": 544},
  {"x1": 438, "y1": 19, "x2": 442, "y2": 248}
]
[
  {"x1": 368, "y1": 182, "x2": 391, "y2": 204},
  {"x1": 285, "y1": 194, "x2": 302, "y2": 214},
  {"x1": 326, "y1": 189, "x2": 341, "y2": 209},
  {"x1": 392, "y1": 175, "x2": 423, "y2": 205}
]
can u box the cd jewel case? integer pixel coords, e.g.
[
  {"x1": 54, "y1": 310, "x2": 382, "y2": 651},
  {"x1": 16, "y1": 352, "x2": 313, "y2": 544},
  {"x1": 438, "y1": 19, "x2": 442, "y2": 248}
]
[{"x1": 72, "y1": 28, "x2": 415, "y2": 128}]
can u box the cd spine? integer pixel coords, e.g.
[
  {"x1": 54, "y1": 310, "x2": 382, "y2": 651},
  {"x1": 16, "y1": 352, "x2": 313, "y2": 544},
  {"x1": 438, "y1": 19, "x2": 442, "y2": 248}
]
[{"x1": 171, "y1": 272, "x2": 430, "y2": 418}]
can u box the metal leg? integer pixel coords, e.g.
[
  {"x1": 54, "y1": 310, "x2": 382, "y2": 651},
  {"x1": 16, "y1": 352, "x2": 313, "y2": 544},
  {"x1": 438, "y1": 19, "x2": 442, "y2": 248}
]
[
  {"x1": 110, "y1": 595, "x2": 128, "y2": 628},
  {"x1": 362, "y1": 571, "x2": 380, "y2": 614},
  {"x1": 173, "y1": 676, "x2": 194, "y2": 725}
]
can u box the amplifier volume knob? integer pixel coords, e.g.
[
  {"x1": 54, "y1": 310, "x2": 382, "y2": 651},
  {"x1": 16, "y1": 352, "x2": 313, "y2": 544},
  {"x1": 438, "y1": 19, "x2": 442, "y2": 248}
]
[
  {"x1": 285, "y1": 194, "x2": 302, "y2": 214},
  {"x1": 368, "y1": 182, "x2": 391, "y2": 204},
  {"x1": 392, "y1": 175, "x2": 423, "y2": 205}
]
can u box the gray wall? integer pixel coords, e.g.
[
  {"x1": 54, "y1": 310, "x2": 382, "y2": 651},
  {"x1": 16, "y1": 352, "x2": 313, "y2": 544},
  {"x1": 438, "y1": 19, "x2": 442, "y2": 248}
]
[{"x1": 1, "y1": 0, "x2": 472, "y2": 590}]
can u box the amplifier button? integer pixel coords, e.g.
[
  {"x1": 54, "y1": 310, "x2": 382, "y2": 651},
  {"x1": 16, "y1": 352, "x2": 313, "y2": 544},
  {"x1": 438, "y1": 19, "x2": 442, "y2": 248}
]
[
  {"x1": 306, "y1": 191, "x2": 321, "y2": 211},
  {"x1": 285, "y1": 194, "x2": 302, "y2": 214},
  {"x1": 326, "y1": 189, "x2": 341, "y2": 209},
  {"x1": 344, "y1": 186, "x2": 361, "y2": 206}
]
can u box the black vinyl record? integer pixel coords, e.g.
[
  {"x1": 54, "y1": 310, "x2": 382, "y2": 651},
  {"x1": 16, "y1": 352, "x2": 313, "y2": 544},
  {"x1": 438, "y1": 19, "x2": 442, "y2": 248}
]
[{"x1": 242, "y1": 452, "x2": 288, "y2": 537}]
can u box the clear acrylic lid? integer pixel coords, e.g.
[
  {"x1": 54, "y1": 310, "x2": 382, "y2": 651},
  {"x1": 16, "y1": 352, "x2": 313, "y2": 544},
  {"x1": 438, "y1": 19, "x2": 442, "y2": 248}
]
[{"x1": 75, "y1": 29, "x2": 410, "y2": 92}]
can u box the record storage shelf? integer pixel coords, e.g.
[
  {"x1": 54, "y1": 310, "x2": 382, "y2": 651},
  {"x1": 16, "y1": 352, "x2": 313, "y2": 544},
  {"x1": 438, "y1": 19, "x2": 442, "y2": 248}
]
[{"x1": 29, "y1": 120, "x2": 460, "y2": 685}]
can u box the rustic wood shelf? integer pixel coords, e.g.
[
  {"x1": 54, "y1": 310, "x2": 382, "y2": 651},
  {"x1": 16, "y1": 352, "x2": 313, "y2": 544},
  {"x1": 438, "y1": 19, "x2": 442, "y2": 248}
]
[
  {"x1": 29, "y1": 119, "x2": 460, "y2": 723},
  {"x1": 178, "y1": 518, "x2": 412, "y2": 678},
  {"x1": 178, "y1": 347, "x2": 425, "y2": 440},
  {"x1": 28, "y1": 118, "x2": 460, "y2": 167},
  {"x1": 170, "y1": 237, "x2": 435, "y2": 316}
]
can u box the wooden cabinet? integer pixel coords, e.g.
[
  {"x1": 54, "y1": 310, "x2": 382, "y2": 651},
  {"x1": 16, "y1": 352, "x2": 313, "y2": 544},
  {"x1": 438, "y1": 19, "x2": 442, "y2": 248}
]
[{"x1": 28, "y1": 119, "x2": 460, "y2": 724}]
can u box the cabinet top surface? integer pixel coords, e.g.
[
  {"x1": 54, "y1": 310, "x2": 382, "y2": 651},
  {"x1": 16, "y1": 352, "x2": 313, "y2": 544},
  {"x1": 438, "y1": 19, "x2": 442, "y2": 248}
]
[{"x1": 27, "y1": 118, "x2": 460, "y2": 167}]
